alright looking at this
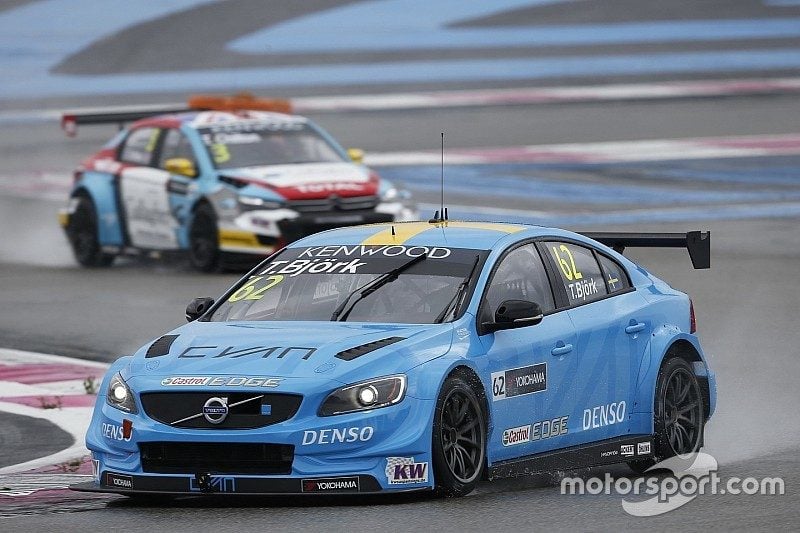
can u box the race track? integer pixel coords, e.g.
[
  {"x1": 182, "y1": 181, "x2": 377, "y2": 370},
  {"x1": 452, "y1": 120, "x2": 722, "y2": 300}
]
[{"x1": 0, "y1": 0, "x2": 798, "y2": 529}]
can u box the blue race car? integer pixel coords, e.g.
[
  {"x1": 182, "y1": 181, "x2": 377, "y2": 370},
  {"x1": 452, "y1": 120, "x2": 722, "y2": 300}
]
[
  {"x1": 72, "y1": 220, "x2": 715, "y2": 497},
  {"x1": 58, "y1": 95, "x2": 417, "y2": 271}
]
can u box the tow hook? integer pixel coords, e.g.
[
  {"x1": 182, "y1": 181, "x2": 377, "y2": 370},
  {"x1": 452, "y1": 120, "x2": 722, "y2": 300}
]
[{"x1": 194, "y1": 472, "x2": 213, "y2": 493}]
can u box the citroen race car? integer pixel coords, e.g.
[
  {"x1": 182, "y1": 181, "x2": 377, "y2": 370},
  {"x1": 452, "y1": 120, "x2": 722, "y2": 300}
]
[
  {"x1": 72, "y1": 220, "x2": 715, "y2": 497},
  {"x1": 57, "y1": 95, "x2": 417, "y2": 271}
]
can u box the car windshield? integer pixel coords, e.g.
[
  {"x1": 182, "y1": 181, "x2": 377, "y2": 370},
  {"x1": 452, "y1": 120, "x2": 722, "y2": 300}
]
[
  {"x1": 199, "y1": 121, "x2": 345, "y2": 169},
  {"x1": 210, "y1": 245, "x2": 486, "y2": 324}
]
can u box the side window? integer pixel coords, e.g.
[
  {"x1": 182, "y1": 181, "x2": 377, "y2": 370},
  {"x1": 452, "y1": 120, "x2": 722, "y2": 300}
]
[
  {"x1": 120, "y1": 127, "x2": 160, "y2": 166},
  {"x1": 598, "y1": 254, "x2": 631, "y2": 293},
  {"x1": 545, "y1": 241, "x2": 608, "y2": 306},
  {"x1": 159, "y1": 129, "x2": 197, "y2": 169},
  {"x1": 483, "y1": 244, "x2": 555, "y2": 321}
]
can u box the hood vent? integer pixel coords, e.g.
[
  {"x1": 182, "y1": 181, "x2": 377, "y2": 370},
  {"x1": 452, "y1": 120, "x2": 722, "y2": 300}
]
[
  {"x1": 335, "y1": 336, "x2": 405, "y2": 361},
  {"x1": 145, "y1": 335, "x2": 180, "y2": 358}
]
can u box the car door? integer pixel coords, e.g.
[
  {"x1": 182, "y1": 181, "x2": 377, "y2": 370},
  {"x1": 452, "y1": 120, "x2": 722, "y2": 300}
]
[
  {"x1": 479, "y1": 243, "x2": 577, "y2": 462},
  {"x1": 540, "y1": 240, "x2": 649, "y2": 451},
  {"x1": 117, "y1": 126, "x2": 180, "y2": 249}
]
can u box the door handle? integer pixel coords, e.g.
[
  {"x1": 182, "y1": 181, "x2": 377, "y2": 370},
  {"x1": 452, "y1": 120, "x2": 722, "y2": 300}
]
[
  {"x1": 625, "y1": 322, "x2": 646, "y2": 334},
  {"x1": 551, "y1": 343, "x2": 573, "y2": 356}
]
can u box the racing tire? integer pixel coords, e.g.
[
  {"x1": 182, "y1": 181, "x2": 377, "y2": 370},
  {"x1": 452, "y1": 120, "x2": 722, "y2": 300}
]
[
  {"x1": 66, "y1": 195, "x2": 115, "y2": 267},
  {"x1": 628, "y1": 357, "x2": 705, "y2": 474},
  {"x1": 188, "y1": 203, "x2": 220, "y2": 272},
  {"x1": 432, "y1": 374, "x2": 487, "y2": 497}
]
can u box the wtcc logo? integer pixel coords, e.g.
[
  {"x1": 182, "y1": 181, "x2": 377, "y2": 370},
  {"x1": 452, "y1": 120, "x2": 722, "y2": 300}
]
[{"x1": 386, "y1": 457, "x2": 428, "y2": 485}]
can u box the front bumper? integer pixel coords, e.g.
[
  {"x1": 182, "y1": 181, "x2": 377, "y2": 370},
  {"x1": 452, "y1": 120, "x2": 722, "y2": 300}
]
[
  {"x1": 79, "y1": 392, "x2": 436, "y2": 496},
  {"x1": 216, "y1": 202, "x2": 416, "y2": 256}
]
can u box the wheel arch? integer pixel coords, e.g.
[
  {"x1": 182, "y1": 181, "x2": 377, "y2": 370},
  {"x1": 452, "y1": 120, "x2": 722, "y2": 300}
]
[
  {"x1": 634, "y1": 331, "x2": 714, "y2": 434},
  {"x1": 70, "y1": 172, "x2": 123, "y2": 246}
]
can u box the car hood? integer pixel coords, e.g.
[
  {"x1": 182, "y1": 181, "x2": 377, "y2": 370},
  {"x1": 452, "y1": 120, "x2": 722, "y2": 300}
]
[
  {"x1": 126, "y1": 320, "x2": 452, "y2": 383},
  {"x1": 224, "y1": 162, "x2": 378, "y2": 200}
]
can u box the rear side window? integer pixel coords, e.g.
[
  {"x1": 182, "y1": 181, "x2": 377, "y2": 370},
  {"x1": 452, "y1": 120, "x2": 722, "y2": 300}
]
[
  {"x1": 598, "y1": 254, "x2": 631, "y2": 293},
  {"x1": 120, "y1": 127, "x2": 160, "y2": 165},
  {"x1": 544, "y1": 241, "x2": 608, "y2": 306}
]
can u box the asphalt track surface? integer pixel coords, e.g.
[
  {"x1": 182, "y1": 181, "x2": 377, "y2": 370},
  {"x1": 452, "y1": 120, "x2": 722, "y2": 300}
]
[{"x1": 1, "y1": 0, "x2": 799, "y2": 530}]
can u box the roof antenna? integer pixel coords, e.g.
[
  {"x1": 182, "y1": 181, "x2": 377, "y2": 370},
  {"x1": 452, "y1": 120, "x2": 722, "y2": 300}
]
[
  {"x1": 391, "y1": 225, "x2": 396, "y2": 236},
  {"x1": 441, "y1": 132, "x2": 446, "y2": 220},
  {"x1": 430, "y1": 132, "x2": 448, "y2": 223}
]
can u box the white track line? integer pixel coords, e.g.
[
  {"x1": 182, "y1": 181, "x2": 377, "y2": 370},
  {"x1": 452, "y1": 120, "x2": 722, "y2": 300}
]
[{"x1": 0, "y1": 349, "x2": 107, "y2": 475}]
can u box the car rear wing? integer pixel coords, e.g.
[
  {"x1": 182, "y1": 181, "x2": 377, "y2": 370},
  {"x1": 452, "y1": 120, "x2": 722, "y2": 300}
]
[
  {"x1": 61, "y1": 94, "x2": 292, "y2": 136},
  {"x1": 581, "y1": 231, "x2": 710, "y2": 269}
]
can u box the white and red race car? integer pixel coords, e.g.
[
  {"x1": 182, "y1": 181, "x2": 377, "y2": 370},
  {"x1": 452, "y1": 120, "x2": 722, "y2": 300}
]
[{"x1": 58, "y1": 95, "x2": 417, "y2": 270}]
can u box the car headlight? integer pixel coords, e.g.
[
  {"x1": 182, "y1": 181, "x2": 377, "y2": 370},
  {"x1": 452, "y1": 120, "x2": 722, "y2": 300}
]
[
  {"x1": 381, "y1": 187, "x2": 399, "y2": 201},
  {"x1": 106, "y1": 372, "x2": 138, "y2": 414},
  {"x1": 238, "y1": 195, "x2": 284, "y2": 209},
  {"x1": 319, "y1": 375, "x2": 406, "y2": 416}
]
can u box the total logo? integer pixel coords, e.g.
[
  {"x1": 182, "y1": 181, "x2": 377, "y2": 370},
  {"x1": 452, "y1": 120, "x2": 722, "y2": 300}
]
[
  {"x1": 386, "y1": 457, "x2": 429, "y2": 485},
  {"x1": 301, "y1": 426, "x2": 374, "y2": 446}
]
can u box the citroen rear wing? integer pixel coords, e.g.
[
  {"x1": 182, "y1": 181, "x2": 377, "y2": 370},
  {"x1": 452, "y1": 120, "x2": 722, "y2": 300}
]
[
  {"x1": 61, "y1": 94, "x2": 292, "y2": 136},
  {"x1": 581, "y1": 231, "x2": 710, "y2": 269}
]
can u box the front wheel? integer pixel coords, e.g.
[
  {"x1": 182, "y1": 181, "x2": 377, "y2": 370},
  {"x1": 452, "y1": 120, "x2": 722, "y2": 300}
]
[
  {"x1": 628, "y1": 357, "x2": 705, "y2": 473},
  {"x1": 432, "y1": 374, "x2": 487, "y2": 497}
]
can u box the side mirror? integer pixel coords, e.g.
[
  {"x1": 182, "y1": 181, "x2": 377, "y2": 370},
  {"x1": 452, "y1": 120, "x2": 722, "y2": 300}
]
[
  {"x1": 186, "y1": 297, "x2": 214, "y2": 322},
  {"x1": 347, "y1": 148, "x2": 364, "y2": 164},
  {"x1": 165, "y1": 157, "x2": 197, "y2": 177},
  {"x1": 484, "y1": 300, "x2": 543, "y2": 333}
]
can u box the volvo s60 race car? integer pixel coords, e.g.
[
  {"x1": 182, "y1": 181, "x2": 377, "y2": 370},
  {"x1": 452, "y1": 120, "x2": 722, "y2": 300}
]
[
  {"x1": 72, "y1": 220, "x2": 715, "y2": 497},
  {"x1": 57, "y1": 95, "x2": 417, "y2": 271}
]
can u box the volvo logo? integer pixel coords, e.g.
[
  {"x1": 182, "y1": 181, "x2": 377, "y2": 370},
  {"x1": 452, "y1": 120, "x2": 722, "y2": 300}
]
[
  {"x1": 170, "y1": 394, "x2": 264, "y2": 426},
  {"x1": 202, "y1": 397, "x2": 229, "y2": 424}
]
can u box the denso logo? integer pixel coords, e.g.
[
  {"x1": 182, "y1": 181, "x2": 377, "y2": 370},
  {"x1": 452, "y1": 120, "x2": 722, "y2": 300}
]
[
  {"x1": 302, "y1": 427, "x2": 374, "y2": 445},
  {"x1": 502, "y1": 425, "x2": 531, "y2": 447},
  {"x1": 583, "y1": 401, "x2": 627, "y2": 430},
  {"x1": 101, "y1": 422, "x2": 132, "y2": 442}
]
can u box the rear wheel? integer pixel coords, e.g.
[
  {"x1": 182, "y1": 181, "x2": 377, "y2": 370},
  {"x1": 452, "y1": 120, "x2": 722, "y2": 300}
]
[
  {"x1": 188, "y1": 203, "x2": 220, "y2": 272},
  {"x1": 66, "y1": 196, "x2": 115, "y2": 267},
  {"x1": 432, "y1": 374, "x2": 487, "y2": 497},
  {"x1": 628, "y1": 357, "x2": 705, "y2": 473}
]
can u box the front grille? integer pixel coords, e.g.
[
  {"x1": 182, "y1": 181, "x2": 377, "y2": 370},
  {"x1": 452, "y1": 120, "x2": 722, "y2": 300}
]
[
  {"x1": 287, "y1": 195, "x2": 379, "y2": 213},
  {"x1": 140, "y1": 392, "x2": 302, "y2": 429},
  {"x1": 140, "y1": 442, "x2": 293, "y2": 474}
]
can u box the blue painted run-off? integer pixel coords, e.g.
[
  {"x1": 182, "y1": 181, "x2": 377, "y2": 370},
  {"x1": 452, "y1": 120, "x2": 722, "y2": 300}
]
[{"x1": 2, "y1": 0, "x2": 800, "y2": 98}]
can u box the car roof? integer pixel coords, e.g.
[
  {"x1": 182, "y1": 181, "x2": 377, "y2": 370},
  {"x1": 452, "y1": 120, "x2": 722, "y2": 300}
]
[
  {"x1": 290, "y1": 221, "x2": 575, "y2": 250},
  {"x1": 132, "y1": 110, "x2": 308, "y2": 130}
]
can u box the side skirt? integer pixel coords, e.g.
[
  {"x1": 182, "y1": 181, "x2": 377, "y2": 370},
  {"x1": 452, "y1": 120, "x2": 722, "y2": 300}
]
[{"x1": 488, "y1": 435, "x2": 654, "y2": 480}]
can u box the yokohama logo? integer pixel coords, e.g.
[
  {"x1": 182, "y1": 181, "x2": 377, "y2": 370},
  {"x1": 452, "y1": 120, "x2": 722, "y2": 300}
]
[{"x1": 301, "y1": 477, "x2": 360, "y2": 493}]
